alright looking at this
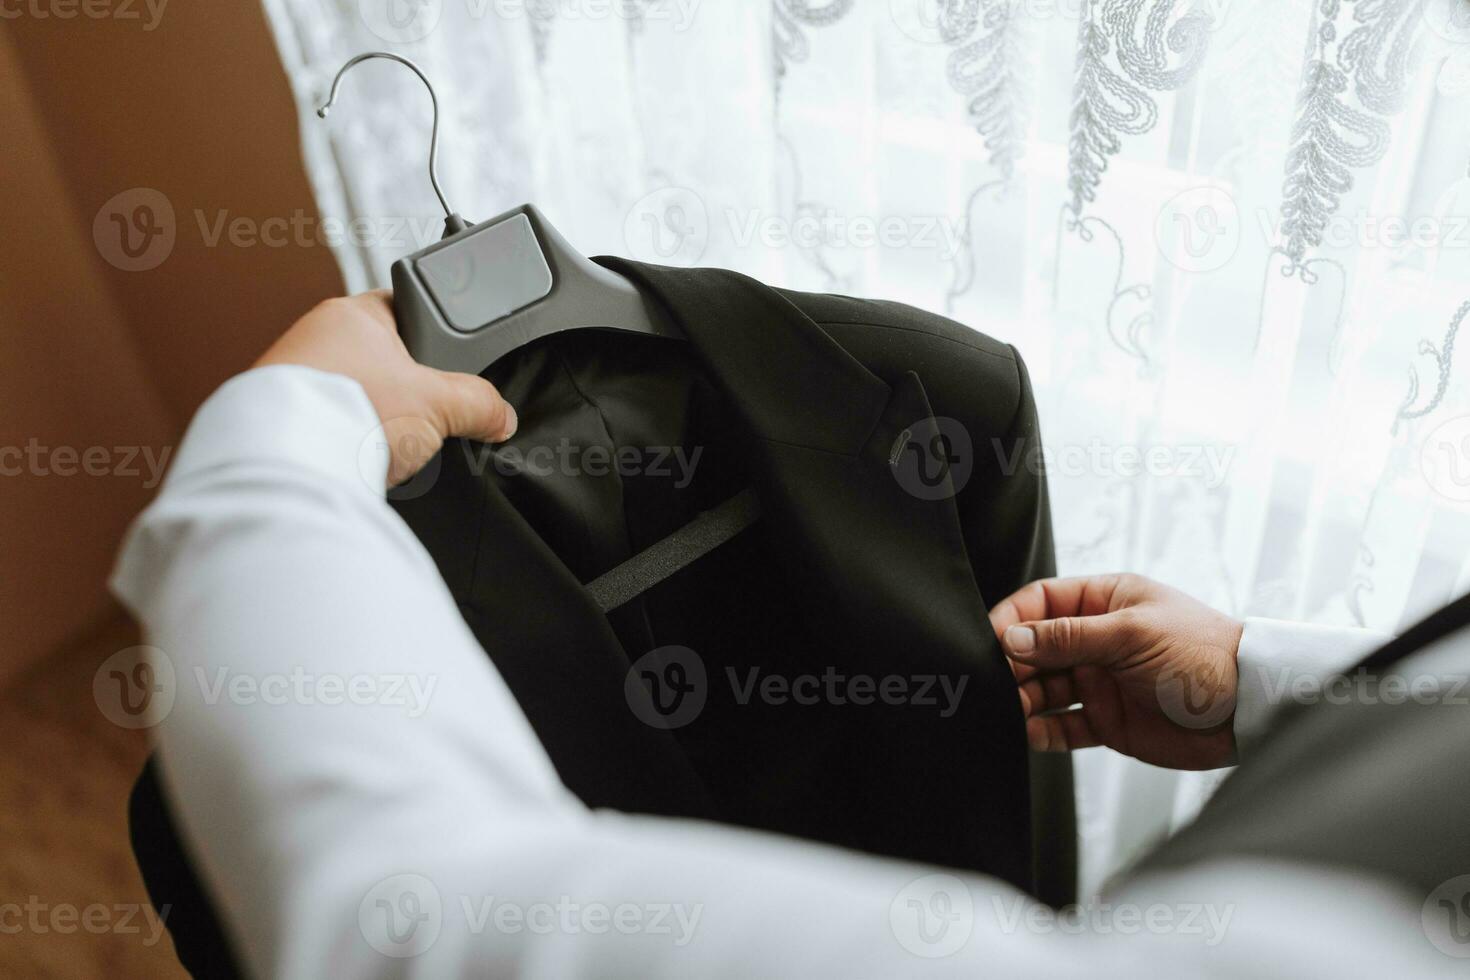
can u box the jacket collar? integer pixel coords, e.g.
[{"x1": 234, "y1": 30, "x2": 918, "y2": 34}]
[{"x1": 596, "y1": 259, "x2": 893, "y2": 455}]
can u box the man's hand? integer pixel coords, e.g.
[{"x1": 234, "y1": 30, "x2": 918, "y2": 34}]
[
  {"x1": 256, "y1": 291, "x2": 517, "y2": 486},
  {"x1": 989, "y1": 574, "x2": 1244, "y2": 771}
]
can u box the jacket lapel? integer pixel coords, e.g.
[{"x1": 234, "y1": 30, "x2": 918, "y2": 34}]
[{"x1": 391, "y1": 429, "x2": 719, "y2": 818}]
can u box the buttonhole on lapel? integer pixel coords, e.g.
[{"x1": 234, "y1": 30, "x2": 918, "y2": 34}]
[{"x1": 889, "y1": 428, "x2": 913, "y2": 468}]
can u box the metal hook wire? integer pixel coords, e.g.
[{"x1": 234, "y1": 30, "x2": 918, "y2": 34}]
[{"x1": 317, "y1": 52, "x2": 456, "y2": 221}]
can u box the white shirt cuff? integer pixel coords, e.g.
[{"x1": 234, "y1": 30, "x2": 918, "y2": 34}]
[
  {"x1": 1234, "y1": 617, "x2": 1391, "y2": 756},
  {"x1": 161, "y1": 365, "x2": 389, "y2": 495}
]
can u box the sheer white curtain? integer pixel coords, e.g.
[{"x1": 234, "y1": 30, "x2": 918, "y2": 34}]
[{"x1": 262, "y1": 0, "x2": 1470, "y2": 897}]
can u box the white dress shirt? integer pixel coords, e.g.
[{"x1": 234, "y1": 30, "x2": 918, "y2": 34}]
[{"x1": 111, "y1": 366, "x2": 1460, "y2": 978}]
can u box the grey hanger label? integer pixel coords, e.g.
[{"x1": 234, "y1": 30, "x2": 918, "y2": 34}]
[{"x1": 417, "y1": 212, "x2": 554, "y2": 332}]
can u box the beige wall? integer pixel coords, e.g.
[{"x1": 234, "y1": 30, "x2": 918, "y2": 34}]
[
  {"x1": 1, "y1": 2, "x2": 341, "y2": 686},
  {"x1": 3, "y1": 8, "x2": 344, "y2": 975},
  {"x1": 0, "y1": 29, "x2": 171, "y2": 685}
]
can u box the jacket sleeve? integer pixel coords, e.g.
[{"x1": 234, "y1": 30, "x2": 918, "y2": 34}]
[
  {"x1": 949, "y1": 344, "x2": 1073, "y2": 907},
  {"x1": 958, "y1": 344, "x2": 1056, "y2": 598}
]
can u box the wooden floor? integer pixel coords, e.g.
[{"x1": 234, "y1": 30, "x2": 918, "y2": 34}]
[{"x1": 0, "y1": 614, "x2": 187, "y2": 979}]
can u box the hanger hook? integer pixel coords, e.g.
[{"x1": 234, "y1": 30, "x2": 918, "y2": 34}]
[{"x1": 317, "y1": 52, "x2": 460, "y2": 226}]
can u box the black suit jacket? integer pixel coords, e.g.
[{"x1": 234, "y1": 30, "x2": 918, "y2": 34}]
[{"x1": 130, "y1": 260, "x2": 1074, "y2": 976}]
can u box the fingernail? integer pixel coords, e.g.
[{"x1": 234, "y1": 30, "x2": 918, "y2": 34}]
[
  {"x1": 502, "y1": 404, "x2": 519, "y2": 441},
  {"x1": 1005, "y1": 625, "x2": 1036, "y2": 656}
]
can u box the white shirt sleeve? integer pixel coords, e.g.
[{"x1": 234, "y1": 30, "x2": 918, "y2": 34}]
[
  {"x1": 110, "y1": 366, "x2": 1447, "y2": 978},
  {"x1": 1232, "y1": 618, "x2": 1392, "y2": 757}
]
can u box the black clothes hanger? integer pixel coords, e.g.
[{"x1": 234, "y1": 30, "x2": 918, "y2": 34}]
[
  {"x1": 318, "y1": 52, "x2": 749, "y2": 611},
  {"x1": 317, "y1": 52, "x2": 681, "y2": 375}
]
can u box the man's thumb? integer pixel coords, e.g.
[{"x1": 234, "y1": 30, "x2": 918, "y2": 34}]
[
  {"x1": 1002, "y1": 613, "x2": 1131, "y2": 669},
  {"x1": 430, "y1": 369, "x2": 518, "y2": 444}
]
